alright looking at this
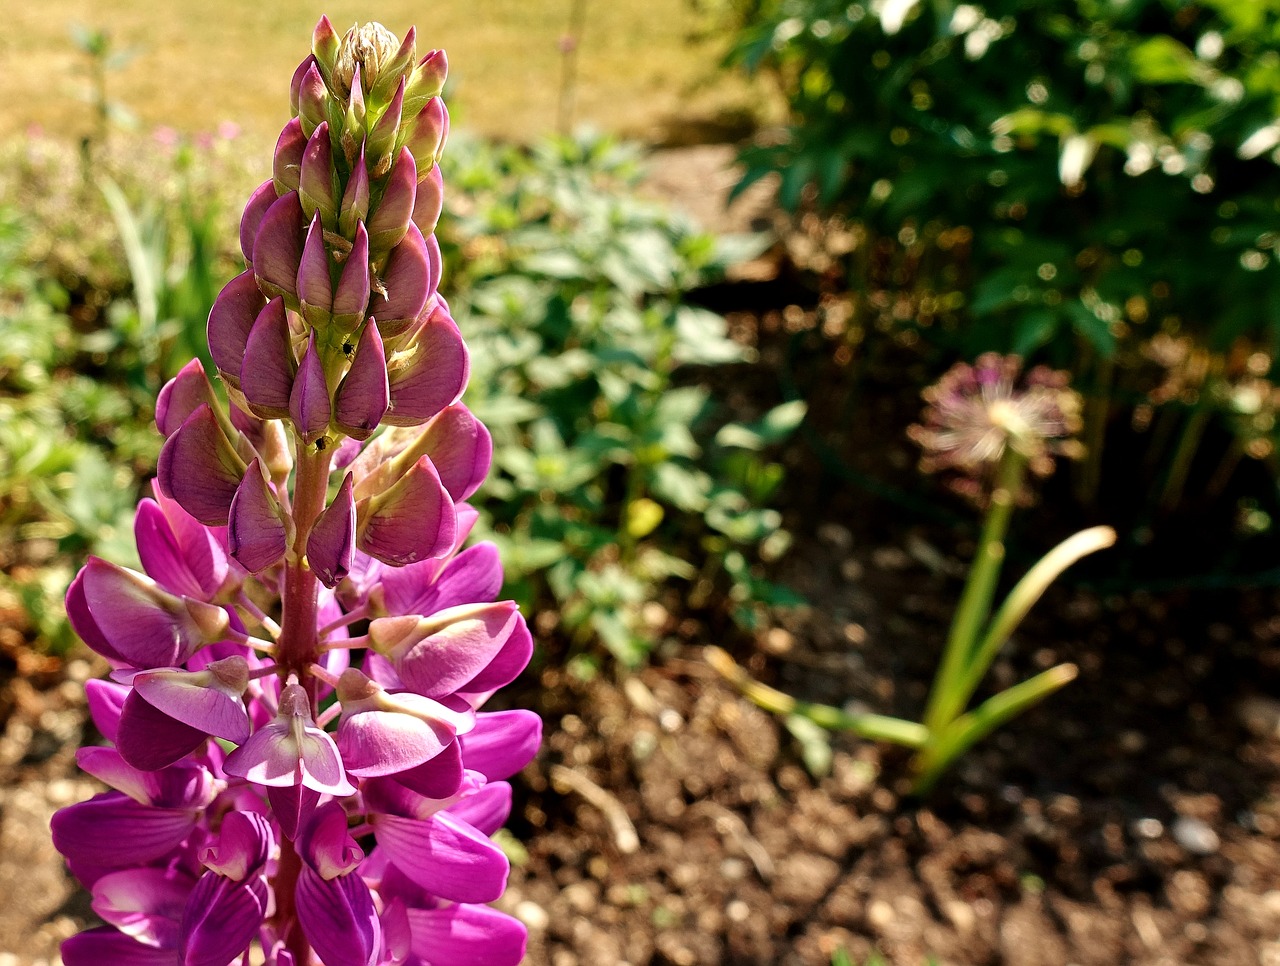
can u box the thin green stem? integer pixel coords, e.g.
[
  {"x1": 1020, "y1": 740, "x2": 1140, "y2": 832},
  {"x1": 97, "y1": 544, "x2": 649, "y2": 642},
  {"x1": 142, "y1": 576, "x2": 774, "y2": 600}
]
[
  {"x1": 922, "y1": 449, "x2": 1026, "y2": 735},
  {"x1": 1159, "y1": 406, "x2": 1210, "y2": 511},
  {"x1": 948, "y1": 525, "x2": 1114, "y2": 723},
  {"x1": 705, "y1": 646, "x2": 929, "y2": 748},
  {"x1": 911, "y1": 662, "x2": 1078, "y2": 795}
]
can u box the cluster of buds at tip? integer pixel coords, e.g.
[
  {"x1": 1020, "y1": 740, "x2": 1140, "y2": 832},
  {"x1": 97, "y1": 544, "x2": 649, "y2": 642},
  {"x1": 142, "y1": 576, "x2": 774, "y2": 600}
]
[
  {"x1": 908, "y1": 352, "x2": 1084, "y2": 502},
  {"x1": 53, "y1": 19, "x2": 537, "y2": 966}
]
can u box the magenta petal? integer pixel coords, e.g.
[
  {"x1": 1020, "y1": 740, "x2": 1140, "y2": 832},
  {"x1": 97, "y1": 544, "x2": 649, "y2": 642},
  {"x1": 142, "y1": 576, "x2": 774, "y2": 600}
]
[
  {"x1": 290, "y1": 55, "x2": 317, "y2": 115},
  {"x1": 380, "y1": 898, "x2": 413, "y2": 966},
  {"x1": 367, "y1": 148, "x2": 416, "y2": 255},
  {"x1": 80, "y1": 557, "x2": 228, "y2": 669},
  {"x1": 298, "y1": 800, "x2": 364, "y2": 879},
  {"x1": 299, "y1": 122, "x2": 337, "y2": 225},
  {"x1": 156, "y1": 359, "x2": 218, "y2": 438},
  {"x1": 240, "y1": 179, "x2": 278, "y2": 266},
  {"x1": 272, "y1": 117, "x2": 307, "y2": 195},
  {"x1": 459, "y1": 615, "x2": 534, "y2": 699},
  {"x1": 117, "y1": 688, "x2": 208, "y2": 770},
  {"x1": 207, "y1": 269, "x2": 266, "y2": 384},
  {"x1": 459, "y1": 709, "x2": 543, "y2": 782},
  {"x1": 404, "y1": 48, "x2": 448, "y2": 114},
  {"x1": 308, "y1": 473, "x2": 355, "y2": 588},
  {"x1": 366, "y1": 78, "x2": 405, "y2": 167},
  {"x1": 375, "y1": 811, "x2": 509, "y2": 903},
  {"x1": 66, "y1": 567, "x2": 124, "y2": 664},
  {"x1": 85, "y1": 678, "x2": 130, "y2": 743},
  {"x1": 253, "y1": 191, "x2": 306, "y2": 302},
  {"x1": 135, "y1": 500, "x2": 206, "y2": 600},
  {"x1": 297, "y1": 62, "x2": 329, "y2": 136},
  {"x1": 419, "y1": 404, "x2": 492, "y2": 501},
  {"x1": 148, "y1": 486, "x2": 230, "y2": 597},
  {"x1": 223, "y1": 685, "x2": 354, "y2": 795},
  {"x1": 296, "y1": 867, "x2": 380, "y2": 966},
  {"x1": 91, "y1": 866, "x2": 190, "y2": 949},
  {"x1": 393, "y1": 739, "x2": 464, "y2": 799},
  {"x1": 62, "y1": 927, "x2": 179, "y2": 965},
  {"x1": 157, "y1": 404, "x2": 247, "y2": 527},
  {"x1": 334, "y1": 322, "x2": 389, "y2": 440},
  {"x1": 240, "y1": 298, "x2": 296, "y2": 419},
  {"x1": 76, "y1": 746, "x2": 162, "y2": 805},
  {"x1": 384, "y1": 302, "x2": 468, "y2": 426},
  {"x1": 336, "y1": 703, "x2": 456, "y2": 778},
  {"x1": 178, "y1": 871, "x2": 268, "y2": 966},
  {"x1": 268, "y1": 783, "x2": 320, "y2": 841},
  {"x1": 339, "y1": 149, "x2": 371, "y2": 238},
  {"x1": 199, "y1": 811, "x2": 273, "y2": 881},
  {"x1": 332, "y1": 222, "x2": 371, "y2": 327},
  {"x1": 133, "y1": 666, "x2": 251, "y2": 745},
  {"x1": 446, "y1": 780, "x2": 513, "y2": 836},
  {"x1": 52, "y1": 791, "x2": 199, "y2": 869},
  {"x1": 369, "y1": 601, "x2": 518, "y2": 698},
  {"x1": 297, "y1": 211, "x2": 333, "y2": 325},
  {"x1": 356, "y1": 455, "x2": 456, "y2": 566},
  {"x1": 368, "y1": 223, "x2": 431, "y2": 337},
  {"x1": 311, "y1": 17, "x2": 340, "y2": 82},
  {"x1": 405, "y1": 98, "x2": 448, "y2": 171},
  {"x1": 411, "y1": 162, "x2": 445, "y2": 237},
  {"x1": 405, "y1": 904, "x2": 527, "y2": 966},
  {"x1": 290, "y1": 331, "x2": 332, "y2": 444},
  {"x1": 381, "y1": 541, "x2": 502, "y2": 618},
  {"x1": 229, "y1": 460, "x2": 287, "y2": 573}
]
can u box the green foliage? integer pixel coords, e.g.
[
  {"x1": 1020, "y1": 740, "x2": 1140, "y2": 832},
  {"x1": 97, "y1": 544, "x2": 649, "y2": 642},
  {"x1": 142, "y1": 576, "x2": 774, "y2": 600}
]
[
  {"x1": 722, "y1": 0, "x2": 1280, "y2": 347},
  {"x1": 441, "y1": 131, "x2": 803, "y2": 665},
  {"x1": 0, "y1": 130, "x2": 249, "y2": 652},
  {"x1": 714, "y1": 0, "x2": 1280, "y2": 513}
]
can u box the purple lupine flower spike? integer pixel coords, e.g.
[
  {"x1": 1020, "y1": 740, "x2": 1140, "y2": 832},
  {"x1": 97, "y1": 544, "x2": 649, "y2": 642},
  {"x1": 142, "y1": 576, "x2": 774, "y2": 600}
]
[{"x1": 56, "y1": 18, "x2": 535, "y2": 965}]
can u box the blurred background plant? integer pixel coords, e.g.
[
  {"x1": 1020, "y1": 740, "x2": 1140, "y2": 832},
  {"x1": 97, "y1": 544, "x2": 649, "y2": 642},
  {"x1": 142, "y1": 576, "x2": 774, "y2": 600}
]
[
  {"x1": 0, "y1": 122, "x2": 256, "y2": 653},
  {"x1": 710, "y1": 355, "x2": 1113, "y2": 794},
  {"x1": 68, "y1": 23, "x2": 139, "y2": 158},
  {"x1": 442, "y1": 131, "x2": 804, "y2": 669},
  {"x1": 707, "y1": 0, "x2": 1280, "y2": 567}
]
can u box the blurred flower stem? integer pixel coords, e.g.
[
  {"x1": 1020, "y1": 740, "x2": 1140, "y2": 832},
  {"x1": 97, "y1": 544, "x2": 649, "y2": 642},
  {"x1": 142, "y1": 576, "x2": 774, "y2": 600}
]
[
  {"x1": 922, "y1": 448, "x2": 1026, "y2": 736},
  {"x1": 557, "y1": 0, "x2": 588, "y2": 135}
]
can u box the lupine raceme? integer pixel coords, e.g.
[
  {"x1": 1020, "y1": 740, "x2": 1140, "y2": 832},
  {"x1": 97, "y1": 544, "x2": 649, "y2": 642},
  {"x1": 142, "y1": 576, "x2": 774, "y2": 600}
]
[{"x1": 52, "y1": 19, "x2": 539, "y2": 965}]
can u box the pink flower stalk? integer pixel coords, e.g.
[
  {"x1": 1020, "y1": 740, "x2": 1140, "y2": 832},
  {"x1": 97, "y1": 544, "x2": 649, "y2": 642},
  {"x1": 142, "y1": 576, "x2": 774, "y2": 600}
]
[{"x1": 53, "y1": 19, "x2": 537, "y2": 966}]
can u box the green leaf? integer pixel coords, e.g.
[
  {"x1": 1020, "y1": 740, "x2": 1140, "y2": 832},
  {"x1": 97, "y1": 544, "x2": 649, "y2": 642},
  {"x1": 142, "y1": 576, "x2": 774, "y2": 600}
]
[
  {"x1": 1129, "y1": 36, "x2": 1202, "y2": 85},
  {"x1": 784, "y1": 714, "x2": 833, "y2": 777},
  {"x1": 715, "y1": 400, "x2": 808, "y2": 450},
  {"x1": 649, "y1": 463, "x2": 713, "y2": 512}
]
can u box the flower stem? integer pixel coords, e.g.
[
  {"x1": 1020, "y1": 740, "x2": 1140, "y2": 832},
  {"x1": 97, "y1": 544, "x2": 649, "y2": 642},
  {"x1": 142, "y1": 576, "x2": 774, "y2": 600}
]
[
  {"x1": 921, "y1": 448, "x2": 1026, "y2": 736},
  {"x1": 270, "y1": 439, "x2": 331, "y2": 962},
  {"x1": 276, "y1": 442, "x2": 333, "y2": 680}
]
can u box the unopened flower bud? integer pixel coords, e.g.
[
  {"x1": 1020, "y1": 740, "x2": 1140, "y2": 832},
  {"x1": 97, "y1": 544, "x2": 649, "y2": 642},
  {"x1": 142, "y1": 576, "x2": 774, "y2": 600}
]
[{"x1": 334, "y1": 22, "x2": 402, "y2": 100}]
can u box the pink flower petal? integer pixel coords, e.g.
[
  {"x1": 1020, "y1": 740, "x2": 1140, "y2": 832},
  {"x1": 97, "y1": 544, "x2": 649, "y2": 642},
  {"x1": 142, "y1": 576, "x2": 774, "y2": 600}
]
[
  {"x1": 374, "y1": 810, "x2": 509, "y2": 903},
  {"x1": 355, "y1": 455, "x2": 456, "y2": 566},
  {"x1": 384, "y1": 301, "x2": 468, "y2": 427}
]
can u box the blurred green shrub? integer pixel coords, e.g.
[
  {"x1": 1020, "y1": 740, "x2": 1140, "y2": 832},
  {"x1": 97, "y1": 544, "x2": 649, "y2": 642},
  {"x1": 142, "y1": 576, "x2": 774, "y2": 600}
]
[
  {"x1": 712, "y1": 0, "x2": 1280, "y2": 511},
  {"x1": 440, "y1": 132, "x2": 805, "y2": 667},
  {"x1": 0, "y1": 130, "x2": 253, "y2": 651}
]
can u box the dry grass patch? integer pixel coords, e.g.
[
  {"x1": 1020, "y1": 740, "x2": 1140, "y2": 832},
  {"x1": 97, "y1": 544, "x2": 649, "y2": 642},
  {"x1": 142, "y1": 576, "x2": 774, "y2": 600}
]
[{"x1": 3, "y1": 0, "x2": 760, "y2": 151}]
